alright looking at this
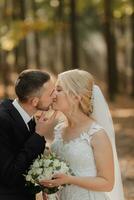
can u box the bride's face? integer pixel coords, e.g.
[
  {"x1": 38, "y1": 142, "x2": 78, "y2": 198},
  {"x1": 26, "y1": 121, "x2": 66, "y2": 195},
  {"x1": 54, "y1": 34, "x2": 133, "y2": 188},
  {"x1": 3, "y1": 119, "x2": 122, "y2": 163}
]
[{"x1": 52, "y1": 84, "x2": 71, "y2": 113}]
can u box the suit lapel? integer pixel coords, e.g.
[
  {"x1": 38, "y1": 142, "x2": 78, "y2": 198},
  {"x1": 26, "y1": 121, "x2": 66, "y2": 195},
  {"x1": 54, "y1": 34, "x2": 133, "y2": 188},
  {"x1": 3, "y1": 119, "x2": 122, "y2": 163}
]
[{"x1": 1, "y1": 99, "x2": 30, "y2": 136}]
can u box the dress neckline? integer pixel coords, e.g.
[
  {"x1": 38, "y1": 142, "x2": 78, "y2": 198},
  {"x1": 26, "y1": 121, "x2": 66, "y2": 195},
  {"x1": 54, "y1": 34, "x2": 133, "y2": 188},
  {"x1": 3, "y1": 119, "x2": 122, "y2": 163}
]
[{"x1": 59, "y1": 121, "x2": 96, "y2": 145}]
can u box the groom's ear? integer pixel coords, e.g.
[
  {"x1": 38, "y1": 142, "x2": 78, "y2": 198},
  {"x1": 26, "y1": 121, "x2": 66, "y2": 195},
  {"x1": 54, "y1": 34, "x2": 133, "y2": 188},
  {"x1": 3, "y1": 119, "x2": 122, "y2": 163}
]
[{"x1": 30, "y1": 97, "x2": 39, "y2": 107}]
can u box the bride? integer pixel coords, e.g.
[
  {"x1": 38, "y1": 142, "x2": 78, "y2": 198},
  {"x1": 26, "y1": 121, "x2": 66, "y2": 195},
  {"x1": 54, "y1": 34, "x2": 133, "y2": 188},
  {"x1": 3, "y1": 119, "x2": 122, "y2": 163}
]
[{"x1": 40, "y1": 69, "x2": 124, "y2": 200}]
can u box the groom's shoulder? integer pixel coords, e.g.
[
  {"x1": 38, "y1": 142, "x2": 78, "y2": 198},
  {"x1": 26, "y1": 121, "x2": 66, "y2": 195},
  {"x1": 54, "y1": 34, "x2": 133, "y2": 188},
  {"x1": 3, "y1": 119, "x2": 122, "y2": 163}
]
[{"x1": 0, "y1": 99, "x2": 13, "y2": 120}]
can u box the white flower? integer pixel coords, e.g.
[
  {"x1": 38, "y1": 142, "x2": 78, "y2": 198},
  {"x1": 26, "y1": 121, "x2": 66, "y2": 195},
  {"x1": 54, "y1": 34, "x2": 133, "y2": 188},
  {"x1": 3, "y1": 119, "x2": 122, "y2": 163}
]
[
  {"x1": 39, "y1": 159, "x2": 43, "y2": 166},
  {"x1": 35, "y1": 168, "x2": 43, "y2": 175},
  {"x1": 25, "y1": 152, "x2": 73, "y2": 193},
  {"x1": 32, "y1": 168, "x2": 38, "y2": 176},
  {"x1": 26, "y1": 175, "x2": 32, "y2": 182},
  {"x1": 53, "y1": 159, "x2": 60, "y2": 168},
  {"x1": 43, "y1": 167, "x2": 53, "y2": 179},
  {"x1": 43, "y1": 159, "x2": 52, "y2": 167},
  {"x1": 38, "y1": 174, "x2": 46, "y2": 181},
  {"x1": 31, "y1": 178, "x2": 35, "y2": 184},
  {"x1": 32, "y1": 160, "x2": 40, "y2": 168},
  {"x1": 28, "y1": 169, "x2": 33, "y2": 175}
]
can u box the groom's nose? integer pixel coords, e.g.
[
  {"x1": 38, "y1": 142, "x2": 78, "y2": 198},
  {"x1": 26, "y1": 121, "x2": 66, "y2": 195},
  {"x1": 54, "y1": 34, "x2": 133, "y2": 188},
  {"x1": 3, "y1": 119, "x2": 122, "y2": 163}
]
[{"x1": 51, "y1": 90, "x2": 57, "y2": 98}]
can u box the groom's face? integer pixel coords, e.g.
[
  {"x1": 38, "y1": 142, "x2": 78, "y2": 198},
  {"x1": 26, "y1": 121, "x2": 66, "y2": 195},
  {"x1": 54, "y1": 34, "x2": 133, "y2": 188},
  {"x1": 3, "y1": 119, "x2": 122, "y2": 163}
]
[{"x1": 36, "y1": 80, "x2": 55, "y2": 111}]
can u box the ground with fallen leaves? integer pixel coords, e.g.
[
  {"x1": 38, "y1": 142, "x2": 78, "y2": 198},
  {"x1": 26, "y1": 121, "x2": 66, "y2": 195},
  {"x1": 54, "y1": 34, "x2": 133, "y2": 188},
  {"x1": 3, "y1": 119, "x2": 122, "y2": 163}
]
[{"x1": 110, "y1": 96, "x2": 134, "y2": 200}]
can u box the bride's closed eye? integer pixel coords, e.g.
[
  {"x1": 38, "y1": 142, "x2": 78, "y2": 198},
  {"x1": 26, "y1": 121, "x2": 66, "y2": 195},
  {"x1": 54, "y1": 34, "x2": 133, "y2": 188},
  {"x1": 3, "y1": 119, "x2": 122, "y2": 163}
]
[
  {"x1": 56, "y1": 85, "x2": 63, "y2": 92},
  {"x1": 57, "y1": 89, "x2": 62, "y2": 92}
]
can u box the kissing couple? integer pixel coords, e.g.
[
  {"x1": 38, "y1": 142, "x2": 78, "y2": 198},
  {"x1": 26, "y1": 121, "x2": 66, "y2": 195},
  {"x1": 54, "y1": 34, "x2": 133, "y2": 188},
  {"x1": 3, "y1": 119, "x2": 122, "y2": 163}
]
[{"x1": 0, "y1": 69, "x2": 124, "y2": 200}]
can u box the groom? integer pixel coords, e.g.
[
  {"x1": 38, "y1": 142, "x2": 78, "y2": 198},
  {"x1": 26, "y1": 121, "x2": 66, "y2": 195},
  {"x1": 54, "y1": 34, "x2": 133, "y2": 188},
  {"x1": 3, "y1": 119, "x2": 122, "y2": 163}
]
[{"x1": 0, "y1": 69, "x2": 56, "y2": 200}]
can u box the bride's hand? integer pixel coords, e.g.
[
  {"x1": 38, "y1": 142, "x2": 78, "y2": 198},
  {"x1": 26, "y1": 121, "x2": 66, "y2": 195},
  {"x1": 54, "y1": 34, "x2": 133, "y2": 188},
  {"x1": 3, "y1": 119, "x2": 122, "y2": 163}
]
[{"x1": 40, "y1": 173, "x2": 72, "y2": 187}]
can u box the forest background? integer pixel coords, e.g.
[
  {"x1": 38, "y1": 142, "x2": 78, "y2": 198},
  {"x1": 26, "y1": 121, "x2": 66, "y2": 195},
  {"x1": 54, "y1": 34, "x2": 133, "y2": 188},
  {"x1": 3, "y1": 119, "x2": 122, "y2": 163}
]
[{"x1": 0, "y1": 1, "x2": 134, "y2": 199}]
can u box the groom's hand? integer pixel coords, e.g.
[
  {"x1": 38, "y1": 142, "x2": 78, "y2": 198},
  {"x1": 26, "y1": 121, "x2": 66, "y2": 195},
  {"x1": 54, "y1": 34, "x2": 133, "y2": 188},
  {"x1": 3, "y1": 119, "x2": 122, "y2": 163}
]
[{"x1": 35, "y1": 111, "x2": 58, "y2": 137}]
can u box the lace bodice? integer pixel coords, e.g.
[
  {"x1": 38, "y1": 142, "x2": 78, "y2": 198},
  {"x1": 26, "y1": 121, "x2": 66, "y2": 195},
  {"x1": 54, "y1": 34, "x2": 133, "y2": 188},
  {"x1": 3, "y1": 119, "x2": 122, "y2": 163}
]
[
  {"x1": 51, "y1": 122, "x2": 104, "y2": 177},
  {"x1": 51, "y1": 122, "x2": 110, "y2": 200}
]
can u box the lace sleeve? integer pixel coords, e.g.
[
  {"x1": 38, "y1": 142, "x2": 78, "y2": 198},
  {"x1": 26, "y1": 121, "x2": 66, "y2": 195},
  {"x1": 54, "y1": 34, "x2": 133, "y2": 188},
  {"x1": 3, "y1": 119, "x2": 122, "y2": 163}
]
[
  {"x1": 82, "y1": 123, "x2": 105, "y2": 143},
  {"x1": 89, "y1": 123, "x2": 104, "y2": 136}
]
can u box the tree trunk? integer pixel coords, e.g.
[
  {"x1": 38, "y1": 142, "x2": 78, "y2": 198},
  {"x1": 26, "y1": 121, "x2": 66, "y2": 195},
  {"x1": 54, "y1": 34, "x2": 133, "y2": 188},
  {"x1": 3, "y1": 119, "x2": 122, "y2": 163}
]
[
  {"x1": 104, "y1": 0, "x2": 118, "y2": 101},
  {"x1": 59, "y1": 0, "x2": 66, "y2": 70},
  {"x1": 0, "y1": 52, "x2": 10, "y2": 98},
  {"x1": 70, "y1": 0, "x2": 79, "y2": 68},
  {"x1": 20, "y1": 0, "x2": 28, "y2": 70},
  {"x1": 32, "y1": 0, "x2": 41, "y2": 69},
  {"x1": 12, "y1": 0, "x2": 20, "y2": 72},
  {"x1": 12, "y1": 0, "x2": 28, "y2": 73},
  {"x1": 0, "y1": 0, "x2": 10, "y2": 98},
  {"x1": 131, "y1": 0, "x2": 134, "y2": 97}
]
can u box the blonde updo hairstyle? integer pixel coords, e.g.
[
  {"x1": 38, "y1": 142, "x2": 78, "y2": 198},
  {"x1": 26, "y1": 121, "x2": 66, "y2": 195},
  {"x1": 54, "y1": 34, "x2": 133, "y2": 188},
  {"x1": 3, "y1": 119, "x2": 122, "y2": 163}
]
[{"x1": 57, "y1": 69, "x2": 94, "y2": 116}]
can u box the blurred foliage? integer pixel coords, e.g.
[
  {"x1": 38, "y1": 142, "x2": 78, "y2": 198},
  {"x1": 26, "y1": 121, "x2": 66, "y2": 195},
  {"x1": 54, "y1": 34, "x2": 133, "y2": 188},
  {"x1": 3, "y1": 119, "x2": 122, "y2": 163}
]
[
  {"x1": 0, "y1": 0, "x2": 133, "y2": 51},
  {"x1": 0, "y1": 20, "x2": 59, "y2": 51},
  {"x1": 0, "y1": 0, "x2": 133, "y2": 99}
]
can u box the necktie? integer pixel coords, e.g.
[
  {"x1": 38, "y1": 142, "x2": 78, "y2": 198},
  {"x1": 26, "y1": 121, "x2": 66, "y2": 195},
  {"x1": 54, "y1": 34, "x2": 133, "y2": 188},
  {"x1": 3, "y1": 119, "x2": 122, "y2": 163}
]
[{"x1": 28, "y1": 118, "x2": 36, "y2": 133}]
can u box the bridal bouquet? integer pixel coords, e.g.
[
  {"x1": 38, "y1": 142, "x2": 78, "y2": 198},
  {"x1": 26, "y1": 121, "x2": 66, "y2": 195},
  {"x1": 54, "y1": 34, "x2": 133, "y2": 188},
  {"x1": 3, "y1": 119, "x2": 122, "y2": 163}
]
[{"x1": 25, "y1": 150, "x2": 72, "y2": 200}]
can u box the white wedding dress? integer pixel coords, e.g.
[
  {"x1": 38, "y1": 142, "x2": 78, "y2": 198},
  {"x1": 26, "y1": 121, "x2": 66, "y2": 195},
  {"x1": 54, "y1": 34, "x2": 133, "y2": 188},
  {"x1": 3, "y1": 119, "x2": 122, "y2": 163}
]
[{"x1": 51, "y1": 122, "x2": 110, "y2": 200}]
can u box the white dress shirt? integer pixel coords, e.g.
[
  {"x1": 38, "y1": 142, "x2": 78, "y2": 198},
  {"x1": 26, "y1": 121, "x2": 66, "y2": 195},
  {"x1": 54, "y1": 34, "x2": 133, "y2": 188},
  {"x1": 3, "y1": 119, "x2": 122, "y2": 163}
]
[{"x1": 12, "y1": 99, "x2": 32, "y2": 130}]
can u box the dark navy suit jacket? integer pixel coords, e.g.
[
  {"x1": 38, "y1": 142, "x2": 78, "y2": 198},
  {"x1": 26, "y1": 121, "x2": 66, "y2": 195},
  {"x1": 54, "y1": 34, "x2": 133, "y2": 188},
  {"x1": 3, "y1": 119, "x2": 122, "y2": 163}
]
[{"x1": 0, "y1": 99, "x2": 46, "y2": 200}]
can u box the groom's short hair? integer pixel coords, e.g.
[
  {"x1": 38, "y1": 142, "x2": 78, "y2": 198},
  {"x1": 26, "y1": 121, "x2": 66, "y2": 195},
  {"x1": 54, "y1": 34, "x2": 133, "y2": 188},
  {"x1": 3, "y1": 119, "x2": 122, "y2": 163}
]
[{"x1": 15, "y1": 69, "x2": 50, "y2": 102}]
